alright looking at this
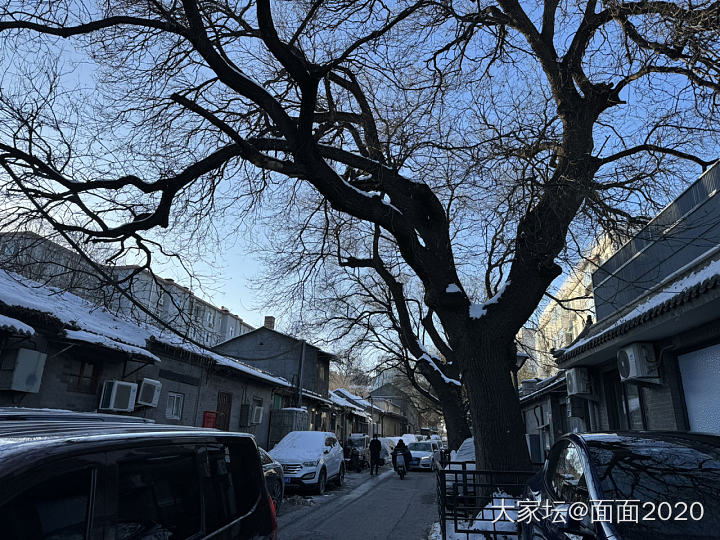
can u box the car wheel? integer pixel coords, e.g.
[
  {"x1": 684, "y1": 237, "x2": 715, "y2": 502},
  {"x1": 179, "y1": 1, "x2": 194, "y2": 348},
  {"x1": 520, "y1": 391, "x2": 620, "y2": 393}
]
[
  {"x1": 316, "y1": 468, "x2": 327, "y2": 495},
  {"x1": 270, "y1": 480, "x2": 283, "y2": 513},
  {"x1": 335, "y1": 463, "x2": 345, "y2": 487}
]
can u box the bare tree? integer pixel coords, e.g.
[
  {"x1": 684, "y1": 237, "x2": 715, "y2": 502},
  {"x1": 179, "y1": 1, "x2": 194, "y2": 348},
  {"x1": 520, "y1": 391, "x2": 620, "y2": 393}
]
[{"x1": 0, "y1": 0, "x2": 718, "y2": 471}]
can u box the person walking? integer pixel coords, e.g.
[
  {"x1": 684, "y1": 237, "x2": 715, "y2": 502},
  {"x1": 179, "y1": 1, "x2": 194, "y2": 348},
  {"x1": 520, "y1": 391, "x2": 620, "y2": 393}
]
[{"x1": 369, "y1": 433, "x2": 382, "y2": 475}]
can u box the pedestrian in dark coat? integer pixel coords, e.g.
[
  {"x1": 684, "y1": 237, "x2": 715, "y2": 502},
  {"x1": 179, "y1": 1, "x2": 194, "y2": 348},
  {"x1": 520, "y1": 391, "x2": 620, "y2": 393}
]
[{"x1": 369, "y1": 434, "x2": 382, "y2": 475}]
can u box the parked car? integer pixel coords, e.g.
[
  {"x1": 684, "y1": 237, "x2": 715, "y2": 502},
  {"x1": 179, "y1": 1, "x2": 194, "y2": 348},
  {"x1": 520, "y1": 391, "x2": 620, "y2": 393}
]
[
  {"x1": 269, "y1": 431, "x2": 344, "y2": 494},
  {"x1": 259, "y1": 447, "x2": 284, "y2": 513},
  {"x1": 346, "y1": 433, "x2": 370, "y2": 471},
  {"x1": 401, "y1": 433, "x2": 420, "y2": 445},
  {"x1": 0, "y1": 408, "x2": 277, "y2": 539},
  {"x1": 379, "y1": 437, "x2": 396, "y2": 462},
  {"x1": 443, "y1": 436, "x2": 477, "y2": 511},
  {"x1": 407, "y1": 440, "x2": 442, "y2": 471},
  {"x1": 520, "y1": 432, "x2": 720, "y2": 540}
]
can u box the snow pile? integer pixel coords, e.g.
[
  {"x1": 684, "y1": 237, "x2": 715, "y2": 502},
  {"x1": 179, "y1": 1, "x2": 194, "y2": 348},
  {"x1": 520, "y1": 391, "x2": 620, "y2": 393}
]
[
  {"x1": 0, "y1": 313, "x2": 34, "y2": 336},
  {"x1": 269, "y1": 430, "x2": 333, "y2": 461}
]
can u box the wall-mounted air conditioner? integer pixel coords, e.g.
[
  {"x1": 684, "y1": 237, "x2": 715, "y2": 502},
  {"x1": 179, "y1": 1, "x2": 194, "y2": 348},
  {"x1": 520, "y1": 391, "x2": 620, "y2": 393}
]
[
  {"x1": 251, "y1": 405, "x2": 264, "y2": 424},
  {"x1": 136, "y1": 378, "x2": 162, "y2": 407},
  {"x1": 617, "y1": 343, "x2": 659, "y2": 382},
  {"x1": 99, "y1": 380, "x2": 138, "y2": 412},
  {"x1": 566, "y1": 367, "x2": 591, "y2": 395},
  {"x1": 0, "y1": 348, "x2": 47, "y2": 393}
]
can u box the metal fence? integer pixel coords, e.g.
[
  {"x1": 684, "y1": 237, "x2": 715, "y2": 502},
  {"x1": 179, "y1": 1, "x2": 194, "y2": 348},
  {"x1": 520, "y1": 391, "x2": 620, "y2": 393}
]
[{"x1": 436, "y1": 463, "x2": 536, "y2": 540}]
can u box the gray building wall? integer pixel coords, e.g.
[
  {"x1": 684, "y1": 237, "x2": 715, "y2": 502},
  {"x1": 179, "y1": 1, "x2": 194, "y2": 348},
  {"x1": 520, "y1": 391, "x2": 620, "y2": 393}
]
[
  {"x1": 0, "y1": 334, "x2": 280, "y2": 449},
  {"x1": 594, "y1": 162, "x2": 720, "y2": 321},
  {"x1": 214, "y1": 328, "x2": 330, "y2": 398}
]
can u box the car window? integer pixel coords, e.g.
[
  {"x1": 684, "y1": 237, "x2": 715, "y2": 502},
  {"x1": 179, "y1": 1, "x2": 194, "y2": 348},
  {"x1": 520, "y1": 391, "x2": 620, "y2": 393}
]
[
  {"x1": 0, "y1": 467, "x2": 94, "y2": 539},
  {"x1": 324, "y1": 437, "x2": 334, "y2": 447},
  {"x1": 114, "y1": 449, "x2": 202, "y2": 539},
  {"x1": 328, "y1": 437, "x2": 337, "y2": 447},
  {"x1": 550, "y1": 443, "x2": 588, "y2": 503},
  {"x1": 258, "y1": 448, "x2": 274, "y2": 466}
]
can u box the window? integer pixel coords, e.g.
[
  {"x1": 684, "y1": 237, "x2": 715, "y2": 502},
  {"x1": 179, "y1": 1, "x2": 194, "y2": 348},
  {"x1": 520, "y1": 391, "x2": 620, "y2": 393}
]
[
  {"x1": 115, "y1": 450, "x2": 201, "y2": 539},
  {"x1": 67, "y1": 360, "x2": 101, "y2": 394},
  {"x1": 549, "y1": 443, "x2": 588, "y2": 503},
  {"x1": 0, "y1": 468, "x2": 94, "y2": 539},
  {"x1": 603, "y1": 371, "x2": 646, "y2": 430},
  {"x1": 272, "y1": 394, "x2": 283, "y2": 410},
  {"x1": 166, "y1": 392, "x2": 184, "y2": 420},
  {"x1": 317, "y1": 363, "x2": 327, "y2": 382}
]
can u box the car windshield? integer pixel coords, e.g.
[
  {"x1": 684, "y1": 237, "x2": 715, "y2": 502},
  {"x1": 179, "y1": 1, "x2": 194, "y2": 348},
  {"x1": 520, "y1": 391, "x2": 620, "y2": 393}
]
[
  {"x1": 408, "y1": 442, "x2": 432, "y2": 452},
  {"x1": 588, "y1": 437, "x2": 720, "y2": 539},
  {"x1": 348, "y1": 438, "x2": 365, "y2": 448}
]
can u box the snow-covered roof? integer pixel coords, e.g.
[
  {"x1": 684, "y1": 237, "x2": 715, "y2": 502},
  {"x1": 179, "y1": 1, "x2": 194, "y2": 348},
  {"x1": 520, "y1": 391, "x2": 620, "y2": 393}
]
[
  {"x1": 561, "y1": 253, "x2": 720, "y2": 362},
  {"x1": 0, "y1": 269, "x2": 290, "y2": 386},
  {"x1": 65, "y1": 329, "x2": 160, "y2": 363},
  {"x1": 333, "y1": 388, "x2": 373, "y2": 408},
  {"x1": 329, "y1": 390, "x2": 371, "y2": 417},
  {"x1": 0, "y1": 313, "x2": 34, "y2": 336}
]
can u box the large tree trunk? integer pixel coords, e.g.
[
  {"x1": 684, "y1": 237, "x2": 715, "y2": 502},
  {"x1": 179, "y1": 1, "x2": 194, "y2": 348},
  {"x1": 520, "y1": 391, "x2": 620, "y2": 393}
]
[
  {"x1": 438, "y1": 387, "x2": 472, "y2": 451},
  {"x1": 462, "y1": 339, "x2": 531, "y2": 473}
]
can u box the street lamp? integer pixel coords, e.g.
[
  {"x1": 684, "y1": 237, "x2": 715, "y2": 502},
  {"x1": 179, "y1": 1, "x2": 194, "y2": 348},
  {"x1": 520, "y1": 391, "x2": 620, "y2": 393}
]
[{"x1": 512, "y1": 352, "x2": 529, "y2": 393}]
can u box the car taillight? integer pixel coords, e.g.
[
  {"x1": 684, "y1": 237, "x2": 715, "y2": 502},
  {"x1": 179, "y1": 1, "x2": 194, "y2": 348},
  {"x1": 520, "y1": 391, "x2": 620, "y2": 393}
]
[{"x1": 268, "y1": 494, "x2": 278, "y2": 540}]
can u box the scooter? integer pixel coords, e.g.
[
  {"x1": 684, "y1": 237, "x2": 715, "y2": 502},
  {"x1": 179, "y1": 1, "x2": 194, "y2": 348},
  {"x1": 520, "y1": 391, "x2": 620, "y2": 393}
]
[{"x1": 396, "y1": 453, "x2": 407, "y2": 480}]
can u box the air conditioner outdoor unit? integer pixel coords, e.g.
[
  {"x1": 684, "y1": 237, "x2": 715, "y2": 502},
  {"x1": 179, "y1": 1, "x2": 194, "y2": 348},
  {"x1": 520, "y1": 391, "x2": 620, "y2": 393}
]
[
  {"x1": 617, "y1": 343, "x2": 658, "y2": 382},
  {"x1": 136, "y1": 378, "x2": 162, "y2": 407},
  {"x1": 0, "y1": 348, "x2": 47, "y2": 393},
  {"x1": 251, "y1": 405, "x2": 264, "y2": 424},
  {"x1": 566, "y1": 367, "x2": 591, "y2": 395},
  {"x1": 99, "y1": 380, "x2": 138, "y2": 412}
]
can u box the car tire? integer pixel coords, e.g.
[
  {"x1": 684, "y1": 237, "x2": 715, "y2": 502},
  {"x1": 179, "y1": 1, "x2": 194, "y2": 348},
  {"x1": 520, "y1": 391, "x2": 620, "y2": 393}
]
[
  {"x1": 315, "y1": 468, "x2": 327, "y2": 495},
  {"x1": 335, "y1": 463, "x2": 345, "y2": 487}
]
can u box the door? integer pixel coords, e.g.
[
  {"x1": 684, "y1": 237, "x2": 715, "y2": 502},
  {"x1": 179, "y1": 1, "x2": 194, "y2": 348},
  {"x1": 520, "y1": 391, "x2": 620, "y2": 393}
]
[
  {"x1": 216, "y1": 391, "x2": 233, "y2": 431},
  {"x1": 325, "y1": 436, "x2": 341, "y2": 476},
  {"x1": 679, "y1": 345, "x2": 720, "y2": 434}
]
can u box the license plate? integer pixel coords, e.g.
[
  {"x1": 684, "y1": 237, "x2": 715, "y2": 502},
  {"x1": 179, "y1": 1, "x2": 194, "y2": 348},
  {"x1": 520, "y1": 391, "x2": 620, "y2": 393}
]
[{"x1": 284, "y1": 477, "x2": 291, "y2": 484}]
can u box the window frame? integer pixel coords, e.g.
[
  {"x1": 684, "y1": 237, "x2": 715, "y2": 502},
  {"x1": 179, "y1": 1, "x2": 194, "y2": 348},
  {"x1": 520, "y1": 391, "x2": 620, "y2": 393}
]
[
  {"x1": 105, "y1": 444, "x2": 205, "y2": 539},
  {"x1": 0, "y1": 453, "x2": 105, "y2": 540},
  {"x1": 166, "y1": 391, "x2": 185, "y2": 421}
]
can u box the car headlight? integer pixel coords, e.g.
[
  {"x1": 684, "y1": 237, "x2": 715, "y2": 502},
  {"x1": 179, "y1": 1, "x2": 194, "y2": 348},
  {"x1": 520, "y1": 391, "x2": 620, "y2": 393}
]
[
  {"x1": 303, "y1": 460, "x2": 319, "y2": 467},
  {"x1": 421, "y1": 455, "x2": 431, "y2": 461}
]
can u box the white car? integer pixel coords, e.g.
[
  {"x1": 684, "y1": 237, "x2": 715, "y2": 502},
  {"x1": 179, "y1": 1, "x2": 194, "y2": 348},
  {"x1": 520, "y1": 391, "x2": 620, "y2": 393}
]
[
  {"x1": 444, "y1": 437, "x2": 476, "y2": 499},
  {"x1": 378, "y1": 437, "x2": 396, "y2": 462},
  {"x1": 407, "y1": 440, "x2": 442, "y2": 470},
  {"x1": 269, "y1": 431, "x2": 345, "y2": 494}
]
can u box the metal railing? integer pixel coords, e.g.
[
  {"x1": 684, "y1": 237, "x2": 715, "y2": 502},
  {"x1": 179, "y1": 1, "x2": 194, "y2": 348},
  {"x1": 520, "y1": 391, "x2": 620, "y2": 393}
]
[{"x1": 436, "y1": 463, "x2": 536, "y2": 539}]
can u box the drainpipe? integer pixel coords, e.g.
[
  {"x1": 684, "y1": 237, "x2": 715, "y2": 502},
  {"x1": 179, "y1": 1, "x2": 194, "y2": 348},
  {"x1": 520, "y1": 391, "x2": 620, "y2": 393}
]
[{"x1": 297, "y1": 341, "x2": 305, "y2": 408}]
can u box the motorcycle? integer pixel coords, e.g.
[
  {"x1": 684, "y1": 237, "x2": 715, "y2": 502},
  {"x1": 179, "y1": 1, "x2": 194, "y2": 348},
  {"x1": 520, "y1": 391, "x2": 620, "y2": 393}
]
[{"x1": 396, "y1": 453, "x2": 407, "y2": 480}]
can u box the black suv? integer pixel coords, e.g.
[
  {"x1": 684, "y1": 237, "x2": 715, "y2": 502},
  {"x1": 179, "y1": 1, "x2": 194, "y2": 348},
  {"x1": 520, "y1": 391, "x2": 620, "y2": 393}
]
[{"x1": 0, "y1": 408, "x2": 277, "y2": 539}]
